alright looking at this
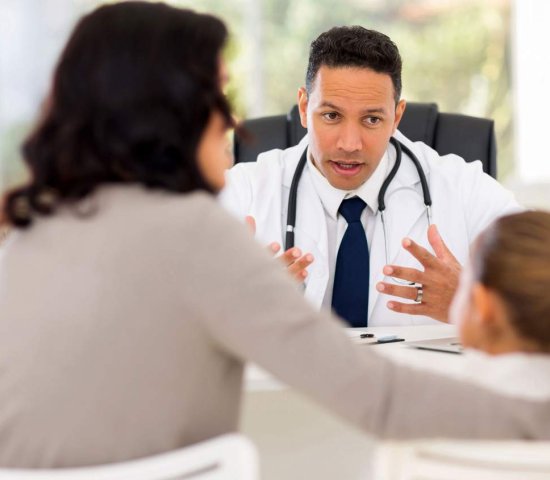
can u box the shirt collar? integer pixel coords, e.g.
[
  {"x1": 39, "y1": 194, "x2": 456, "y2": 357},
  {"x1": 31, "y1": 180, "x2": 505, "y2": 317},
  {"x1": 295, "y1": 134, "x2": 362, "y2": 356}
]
[{"x1": 307, "y1": 144, "x2": 395, "y2": 220}]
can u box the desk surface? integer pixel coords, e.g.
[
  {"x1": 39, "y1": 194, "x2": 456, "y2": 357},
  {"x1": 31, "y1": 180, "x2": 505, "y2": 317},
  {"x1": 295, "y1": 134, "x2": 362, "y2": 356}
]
[
  {"x1": 246, "y1": 323, "x2": 461, "y2": 391},
  {"x1": 243, "y1": 323, "x2": 461, "y2": 480}
]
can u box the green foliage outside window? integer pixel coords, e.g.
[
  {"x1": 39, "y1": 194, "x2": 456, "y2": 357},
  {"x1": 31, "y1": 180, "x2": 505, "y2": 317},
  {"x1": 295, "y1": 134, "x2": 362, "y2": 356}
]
[
  {"x1": 175, "y1": 0, "x2": 513, "y2": 178},
  {"x1": 1, "y1": 0, "x2": 512, "y2": 189}
]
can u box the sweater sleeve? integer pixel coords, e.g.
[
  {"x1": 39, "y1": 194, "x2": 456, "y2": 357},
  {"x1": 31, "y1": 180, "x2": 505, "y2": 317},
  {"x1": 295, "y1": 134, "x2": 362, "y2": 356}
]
[{"x1": 181, "y1": 195, "x2": 549, "y2": 441}]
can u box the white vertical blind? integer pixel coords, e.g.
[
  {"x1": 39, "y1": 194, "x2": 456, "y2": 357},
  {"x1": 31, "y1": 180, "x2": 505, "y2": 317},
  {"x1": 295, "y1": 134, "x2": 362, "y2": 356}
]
[
  {"x1": 243, "y1": 0, "x2": 265, "y2": 117},
  {"x1": 512, "y1": 0, "x2": 550, "y2": 183}
]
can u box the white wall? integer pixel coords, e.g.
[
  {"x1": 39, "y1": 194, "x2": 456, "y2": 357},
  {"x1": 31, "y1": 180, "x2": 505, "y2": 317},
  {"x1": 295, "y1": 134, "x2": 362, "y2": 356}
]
[{"x1": 510, "y1": 0, "x2": 550, "y2": 208}]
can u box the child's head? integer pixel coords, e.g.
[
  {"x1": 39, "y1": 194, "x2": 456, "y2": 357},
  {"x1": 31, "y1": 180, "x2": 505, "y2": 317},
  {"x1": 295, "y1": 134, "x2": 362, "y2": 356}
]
[{"x1": 451, "y1": 211, "x2": 550, "y2": 354}]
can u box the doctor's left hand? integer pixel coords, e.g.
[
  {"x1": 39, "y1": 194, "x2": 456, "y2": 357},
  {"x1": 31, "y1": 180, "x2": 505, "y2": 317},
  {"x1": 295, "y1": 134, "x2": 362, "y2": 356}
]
[
  {"x1": 376, "y1": 224, "x2": 461, "y2": 322},
  {"x1": 245, "y1": 215, "x2": 314, "y2": 283}
]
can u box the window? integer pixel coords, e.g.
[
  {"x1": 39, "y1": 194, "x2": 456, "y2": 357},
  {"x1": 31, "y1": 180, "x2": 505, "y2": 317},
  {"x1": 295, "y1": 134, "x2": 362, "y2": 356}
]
[{"x1": 0, "y1": 0, "x2": 514, "y2": 190}]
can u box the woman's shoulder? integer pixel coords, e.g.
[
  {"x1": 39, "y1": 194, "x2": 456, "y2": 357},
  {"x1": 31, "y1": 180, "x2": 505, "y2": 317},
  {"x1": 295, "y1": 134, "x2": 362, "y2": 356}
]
[
  {"x1": 30, "y1": 185, "x2": 235, "y2": 249},
  {"x1": 9, "y1": 185, "x2": 252, "y2": 264},
  {"x1": 108, "y1": 186, "x2": 249, "y2": 244},
  {"x1": 91, "y1": 185, "x2": 221, "y2": 223}
]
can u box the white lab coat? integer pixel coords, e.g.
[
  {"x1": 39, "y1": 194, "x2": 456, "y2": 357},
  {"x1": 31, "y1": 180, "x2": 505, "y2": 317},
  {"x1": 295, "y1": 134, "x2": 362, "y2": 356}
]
[{"x1": 219, "y1": 131, "x2": 520, "y2": 326}]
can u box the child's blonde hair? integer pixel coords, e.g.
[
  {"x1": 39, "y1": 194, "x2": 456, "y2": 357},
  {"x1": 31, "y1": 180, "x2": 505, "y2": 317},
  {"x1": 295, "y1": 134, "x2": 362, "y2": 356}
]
[{"x1": 473, "y1": 211, "x2": 550, "y2": 352}]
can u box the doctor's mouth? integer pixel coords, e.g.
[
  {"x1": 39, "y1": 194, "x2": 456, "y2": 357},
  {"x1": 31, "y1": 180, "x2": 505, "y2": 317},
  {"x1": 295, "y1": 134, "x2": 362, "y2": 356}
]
[{"x1": 328, "y1": 160, "x2": 365, "y2": 176}]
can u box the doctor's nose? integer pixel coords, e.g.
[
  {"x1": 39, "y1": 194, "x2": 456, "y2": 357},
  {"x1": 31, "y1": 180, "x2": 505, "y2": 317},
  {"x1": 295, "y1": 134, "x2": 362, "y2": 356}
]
[{"x1": 335, "y1": 123, "x2": 363, "y2": 153}]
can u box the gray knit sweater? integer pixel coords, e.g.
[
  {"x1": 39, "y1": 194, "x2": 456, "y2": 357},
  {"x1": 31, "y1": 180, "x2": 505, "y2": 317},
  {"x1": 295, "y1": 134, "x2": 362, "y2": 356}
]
[{"x1": 0, "y1": 186, "x2": 547, "y2": 468}]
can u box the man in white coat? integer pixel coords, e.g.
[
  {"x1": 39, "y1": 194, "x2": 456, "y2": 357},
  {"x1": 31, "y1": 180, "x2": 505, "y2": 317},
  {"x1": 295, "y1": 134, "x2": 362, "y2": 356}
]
[{"x1": 220, "y1": 26, "x2": 519, "y2": 327}]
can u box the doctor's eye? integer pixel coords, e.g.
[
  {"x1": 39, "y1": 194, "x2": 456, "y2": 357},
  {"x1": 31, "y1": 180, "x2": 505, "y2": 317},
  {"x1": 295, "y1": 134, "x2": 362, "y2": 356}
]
[
  {"x1": 321, "y1": 112, "x2": 341, "y2": 122},
  {"x1": 364, "y1": 116, "x2": 381, "y2": 126}
]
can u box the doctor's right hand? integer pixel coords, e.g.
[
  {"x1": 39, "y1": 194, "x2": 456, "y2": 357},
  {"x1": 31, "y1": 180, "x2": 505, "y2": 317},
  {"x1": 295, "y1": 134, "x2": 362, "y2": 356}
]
[
  {"x1": 376, "y1": 224, "x2": 460, "y2": 322},
  {"x1": 245, "y1": 215, "x2": 314, "y2": 283}
]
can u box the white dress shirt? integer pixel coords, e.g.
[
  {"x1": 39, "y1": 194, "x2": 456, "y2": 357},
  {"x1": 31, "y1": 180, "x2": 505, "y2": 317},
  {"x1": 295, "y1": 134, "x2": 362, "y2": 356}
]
[{"x1": 307, "y1": 144, "x2": 396, "y2": 310}]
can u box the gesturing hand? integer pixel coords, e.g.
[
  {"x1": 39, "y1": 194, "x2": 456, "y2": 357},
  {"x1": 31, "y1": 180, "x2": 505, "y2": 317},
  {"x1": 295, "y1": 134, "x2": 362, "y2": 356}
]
[
  {"x1": 375, "y1": 224, "x2": 461, "y2": 322},
  {"x1": 245, "y1": 215, "x2": 314, "y2": 283}
]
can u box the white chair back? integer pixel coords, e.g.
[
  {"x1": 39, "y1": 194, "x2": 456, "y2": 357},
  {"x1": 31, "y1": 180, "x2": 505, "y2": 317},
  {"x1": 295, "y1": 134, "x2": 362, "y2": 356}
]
[
  {"x1": 0, "y1": 434, "x2": 259, "y2": 480},
  {"x1": 373, "y1": 440, "x2": 550, "y2": 480}
]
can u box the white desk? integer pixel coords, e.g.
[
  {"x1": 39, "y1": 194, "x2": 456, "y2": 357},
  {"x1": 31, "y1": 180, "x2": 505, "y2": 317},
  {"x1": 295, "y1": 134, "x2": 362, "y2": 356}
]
[
  {"x1": 245, "y1": 323, "x2": 460, "y2": 391},
  {"x1": 241, "y1": 324, "x2": 462, "y2": 480}
]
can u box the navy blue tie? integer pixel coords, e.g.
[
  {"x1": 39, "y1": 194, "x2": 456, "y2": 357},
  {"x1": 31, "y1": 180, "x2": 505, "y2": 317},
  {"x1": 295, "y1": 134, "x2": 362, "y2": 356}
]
[{"x1": 331, "y1": 197, "x2": 369, "y2": 327}]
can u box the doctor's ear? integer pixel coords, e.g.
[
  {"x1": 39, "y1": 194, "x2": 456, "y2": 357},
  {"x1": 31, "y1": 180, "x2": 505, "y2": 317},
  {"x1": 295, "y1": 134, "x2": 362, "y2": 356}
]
[
  {"x1": 392, "y1": 99, "x2": 406, "y2": 133},
  {"x1": 298, "y1": 87, "x2": 308, "y2": 129}
]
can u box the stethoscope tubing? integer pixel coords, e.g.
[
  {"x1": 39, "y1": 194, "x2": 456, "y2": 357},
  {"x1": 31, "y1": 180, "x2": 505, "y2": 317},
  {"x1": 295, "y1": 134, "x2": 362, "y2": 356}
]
[{"x1": 284, "y1": 137, "x2": 432, "y2": 251}]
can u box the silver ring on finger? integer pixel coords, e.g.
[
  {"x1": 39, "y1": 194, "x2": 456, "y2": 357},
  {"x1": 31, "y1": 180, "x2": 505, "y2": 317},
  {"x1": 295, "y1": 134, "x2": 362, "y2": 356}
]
[{"x1": 415, "y1": 286, "x2": 423, "y2": 303}]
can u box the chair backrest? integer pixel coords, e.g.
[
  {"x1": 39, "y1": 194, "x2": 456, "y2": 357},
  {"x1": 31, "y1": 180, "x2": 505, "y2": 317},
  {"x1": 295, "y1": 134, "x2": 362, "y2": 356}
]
[
  {"x1": 0, "y1": 434, "x2": 259, "y2": 480},
  {"x1": 234, "y1": 102, "x2": 497, "y2": 178},
  {"x1": 373, "y1": 440, "x2": 550, "y2": 480}
]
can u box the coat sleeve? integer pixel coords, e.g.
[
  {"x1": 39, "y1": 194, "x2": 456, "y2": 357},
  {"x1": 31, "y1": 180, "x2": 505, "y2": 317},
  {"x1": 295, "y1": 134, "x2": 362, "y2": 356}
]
[
  {"x1": 456, "y1": 159, "x2": 523, "y2": 240},
  {"x1": 398, "y1": 133, "x2": 523, "y2": 243},
  {"x1": 217, "y1": 163, "x2": 255, "y2": 221},
  {"x1": 182, "y1": 196, "x2": 548, "y2": 441}
]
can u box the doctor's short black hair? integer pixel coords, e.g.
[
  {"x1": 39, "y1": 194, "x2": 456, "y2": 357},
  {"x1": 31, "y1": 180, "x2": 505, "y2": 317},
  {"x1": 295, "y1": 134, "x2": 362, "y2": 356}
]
[{"x1": 305, "y1": 26, "x2": 402, "y2": 103}]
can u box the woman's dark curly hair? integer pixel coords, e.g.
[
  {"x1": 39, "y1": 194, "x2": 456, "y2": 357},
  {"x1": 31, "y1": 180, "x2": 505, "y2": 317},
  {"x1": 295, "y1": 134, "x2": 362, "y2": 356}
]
[{"x1": 4, "y1": 1, "x2": 234, "y2": 227}]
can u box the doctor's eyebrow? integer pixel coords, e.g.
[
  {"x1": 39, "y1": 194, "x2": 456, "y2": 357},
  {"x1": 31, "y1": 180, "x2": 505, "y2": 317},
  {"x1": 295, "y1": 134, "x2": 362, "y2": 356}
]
[
  {"x1": 360, "y1": 107, "x2": 387, "y2": 115},
  {"x1": 318, "y1": 101, "x2": 342, "y2": 111},
  {"x1": 318, "y1": 102, "x2": 387, "y2": 115}
]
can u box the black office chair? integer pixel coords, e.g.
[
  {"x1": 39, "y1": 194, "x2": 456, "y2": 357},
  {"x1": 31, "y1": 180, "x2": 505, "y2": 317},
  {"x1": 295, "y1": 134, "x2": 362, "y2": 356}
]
[{"x1": 234, "y1": 102, "x2": 497, "y2": 178}]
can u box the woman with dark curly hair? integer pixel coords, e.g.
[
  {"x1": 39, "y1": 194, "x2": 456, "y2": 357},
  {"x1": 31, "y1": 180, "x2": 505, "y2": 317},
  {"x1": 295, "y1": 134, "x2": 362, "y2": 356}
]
[
  {"x1": 4, "y1": 2, "x2": 231, "y2": 224},
  {"x1": 1, "y1": 1, "x2": 550, "y2": 471}
]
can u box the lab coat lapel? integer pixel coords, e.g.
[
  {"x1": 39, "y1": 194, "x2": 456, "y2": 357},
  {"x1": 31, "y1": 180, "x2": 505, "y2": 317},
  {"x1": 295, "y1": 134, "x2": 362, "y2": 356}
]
[
  {"x1": 368, "y1": 141, "x2": 427, "y2": 319},
  {"x1": 282, "y1": 137, "x2": 330, "y2": 310}
]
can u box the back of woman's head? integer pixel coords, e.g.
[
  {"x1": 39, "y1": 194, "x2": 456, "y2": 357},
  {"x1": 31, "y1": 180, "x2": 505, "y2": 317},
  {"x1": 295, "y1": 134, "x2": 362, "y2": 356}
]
[
  {"x1": 473, "y1": 211, "x2": 550, "y2": 351},
  {"x1": 4, "y1": 1, "x2": 233, "y2": 227}
]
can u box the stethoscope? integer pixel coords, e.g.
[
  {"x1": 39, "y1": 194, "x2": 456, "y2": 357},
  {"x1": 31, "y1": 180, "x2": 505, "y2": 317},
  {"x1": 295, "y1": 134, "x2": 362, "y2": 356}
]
[{"x1": 285, "y1": 136, "x2": 433, "y2": 270}]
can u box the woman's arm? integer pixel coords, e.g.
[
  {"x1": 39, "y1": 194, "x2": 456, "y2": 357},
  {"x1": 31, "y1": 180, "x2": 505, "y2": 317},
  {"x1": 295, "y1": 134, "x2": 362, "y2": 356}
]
[{"x1": 184, "y1": 195, "x2": 550, "y2": 441}]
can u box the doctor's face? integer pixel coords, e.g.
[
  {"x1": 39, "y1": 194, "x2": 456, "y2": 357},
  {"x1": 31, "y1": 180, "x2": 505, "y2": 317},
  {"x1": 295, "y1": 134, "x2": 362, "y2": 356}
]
[{"x1": 298, "y1": 66, "x2": 405, "y2": 191}]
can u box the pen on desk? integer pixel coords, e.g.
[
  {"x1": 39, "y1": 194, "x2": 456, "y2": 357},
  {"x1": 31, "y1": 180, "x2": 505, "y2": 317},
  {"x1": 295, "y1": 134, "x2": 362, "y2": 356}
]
[
  {"x1": 373, "y1": 338, "x2": 405, "y2": 345},
  {"x1": 360, "y1": 333, "x2": 375, "y2": 338}
]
